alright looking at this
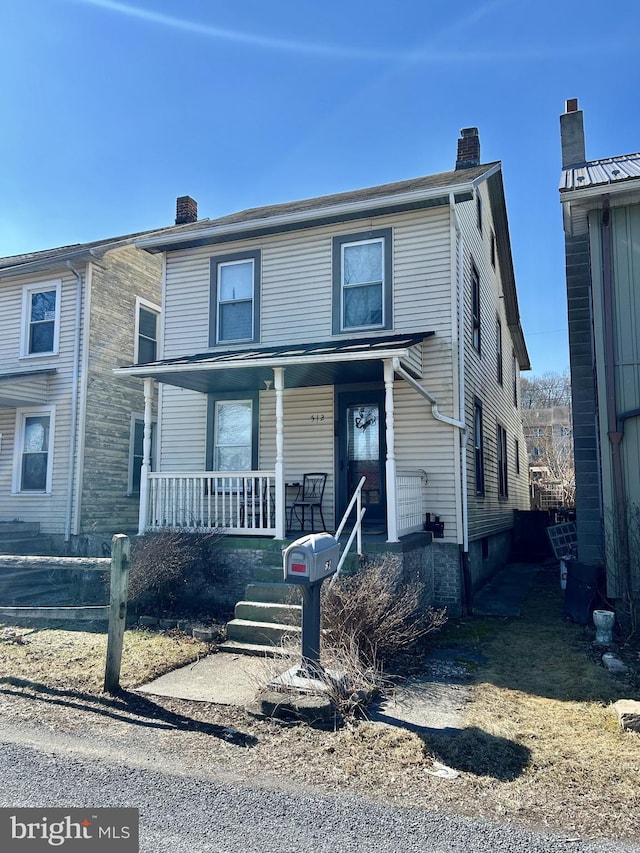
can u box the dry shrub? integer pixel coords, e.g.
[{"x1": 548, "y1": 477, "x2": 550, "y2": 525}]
[
  {"x1": 322, "y1": 554, "x2": 447, "y2": 670},
  {"x1": 129, "y1": 528, "x2": 226, "y2": 615}
]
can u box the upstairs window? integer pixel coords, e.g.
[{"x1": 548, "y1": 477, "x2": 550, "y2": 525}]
[
  {"x1": 474, "y1": 400, "x2": 485, "y2": 496},
  {"x1": 515, "y1": 438, "x2": 521, "y2": 475},
  {"x1": 490, "y1": 230, "x2": 497, "y2": 268},
  {"x1": 135, "y1": 298, "x2": 160, "y2": 364},
  {"x1": 210, "y1": 251, "x2": 261, "y2": 345},
  {"x1": 471, "y1": 265, "x2": 481, "y2": 353},
  {"x1": 476, "y1": 193, "x2": 483, "y2": 233},
  {"x1": 512, "y1": 351, "x2": 519, "y2": 406},
  {"x1": 496, "y1": 317, "x2": 503, "y2": 384},
  {"x1": 21, "y1": 280, "x2": 61, "y2": 357},
  {"x1": 497, "y1": 424, "x2": 508, "y2": 498},
  {"x1": 333, "y1": 229, "x2": 392, "y2": 333}
]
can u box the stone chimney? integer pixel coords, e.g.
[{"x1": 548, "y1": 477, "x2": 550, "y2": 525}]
[
  {"x1": 455, "y1": 127, "x2": 480, "y2": 170},
  {"x1": 560, "y1": 99, "x2": 586, "y2": 169},
  {"x1": 175, "y1": 195, "x2": 198, "y2": 225}
]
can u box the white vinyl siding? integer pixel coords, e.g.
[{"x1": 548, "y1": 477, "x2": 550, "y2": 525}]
[
  {"x1": 0, "y1": 269, "x2": 81, "y2": 530},
  {"x1": 161, "y1": 208, "x2": 453, "y2": 358},
  {"x1": 456, "y1": 183, "x2": 529, "y2": 540},
  {"x1": 159, "y1": 385, "x2": 208, "y2": 472}
]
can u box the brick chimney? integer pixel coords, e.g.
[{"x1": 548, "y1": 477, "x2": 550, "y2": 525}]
[
  {"x1": 560, "y1": 98, "x2": 586, "y2": 169},
  {"x1": 175, "y1": 195, "x2": 198, "y2": 225},
  {"x1": 455, "y1": 127, "x2": 480, "y2": 170}
]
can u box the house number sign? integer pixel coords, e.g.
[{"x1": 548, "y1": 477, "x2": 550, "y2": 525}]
[{"x1": 310, "y1": 414, "x2": 325, "y2": 422}]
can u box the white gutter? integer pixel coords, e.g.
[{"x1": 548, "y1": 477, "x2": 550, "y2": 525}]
[
  {"x1": 0, "y1": 247, "x2": 107, "y2": 279},
  {"x1": 135, "y1": 175, "x2": 492, "y2": 251},
  {"x1": 391, "y1": 358, "x2": 465, "y2": 430},
  {"x1": 64, "y1": 261, "x2": 84, "y2": 543}
]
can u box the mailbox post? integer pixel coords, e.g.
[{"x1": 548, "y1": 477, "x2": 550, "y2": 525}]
[{"x1": 283, "y1": 532, "x2": 340, "y2": 675}]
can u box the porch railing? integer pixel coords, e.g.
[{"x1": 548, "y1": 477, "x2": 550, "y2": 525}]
[
  {"x1": 145, "y1": 472, "x2": 276, "y2": 535},
  {"x1": 396, "y1": 469, "x2": 426, "y2": 536}
]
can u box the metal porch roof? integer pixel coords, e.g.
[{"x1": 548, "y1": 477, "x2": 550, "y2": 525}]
[{"x1": 115, "y1": 332, "x2": 432, "y2": 394}]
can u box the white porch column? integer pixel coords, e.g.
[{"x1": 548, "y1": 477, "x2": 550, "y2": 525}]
[
  {"x1": 384, "y1": 359, "x2": 399, "y2": 543},
  {"x1": 138, "y1": 377, "x2": 154, "y2": 535},
  {"x1": 273, "y1": 367, "x2": 286, "y2": 540}
]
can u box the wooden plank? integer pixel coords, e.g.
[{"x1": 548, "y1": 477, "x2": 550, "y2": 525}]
[
  {"x1": 0, "y1": 605, "x2": 108, "y2": 620},
  {"x1": 0, "y1": 556, "x2": 110, "y2": 572},
  {"x1": 103, "y1": 534, "x2": 131, "y2": 694}
]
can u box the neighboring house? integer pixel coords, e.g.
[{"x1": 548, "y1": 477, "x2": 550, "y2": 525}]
[
  {"x1": 117, "y1": 129, "x2": 530, "y2": 615},
  {"x1": 522, "y1": 407, "x2": 574, "y2": 509},
  {"x1": 0, "y1": 217, "x2": 181, "y2": 553},
  {"x1": 559, "y1": 99, "x2": 640, "y2": 605}
]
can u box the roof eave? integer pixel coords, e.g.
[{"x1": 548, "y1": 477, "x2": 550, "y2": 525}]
[
  {"x1": 559, "y1": 176, "x2": 640, "y2": 203},
  {"x1": 135, "y1": 173, "x2": 495, "y2": 253},
  {"x1": 485, "y1": 170, "x2": 530, "y2": 370}
]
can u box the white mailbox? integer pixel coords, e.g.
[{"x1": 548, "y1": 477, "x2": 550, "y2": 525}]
[{"x1": 283, "y1": 533, "x2": 340, "y2": 585}]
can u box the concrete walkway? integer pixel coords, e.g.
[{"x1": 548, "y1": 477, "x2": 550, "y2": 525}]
[
  {"x1": 472, "y1": 561, "x2": 540, "y2": 618},
  {"x1": 137, "y1": 561, "x2": 543, "y2": 730}
]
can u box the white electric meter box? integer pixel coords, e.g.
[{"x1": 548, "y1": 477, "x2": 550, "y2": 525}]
[{"x1": 283, "y1": 533, "x2": 340, "y2": 585}]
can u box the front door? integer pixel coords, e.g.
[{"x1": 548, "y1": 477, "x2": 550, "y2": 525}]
[{"x1": 337, "y1": 389, "x2": 386, "y2": 527}]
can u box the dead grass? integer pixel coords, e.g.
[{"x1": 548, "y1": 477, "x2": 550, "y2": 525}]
[
  {"x1": 0, "y1": 622, "x2": 212, "y2": 691},
  {"x1": 1, "y1": 568, "x2": 640, "y2": 842}
]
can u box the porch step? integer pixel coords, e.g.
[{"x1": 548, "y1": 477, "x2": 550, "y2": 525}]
[
  {"x1": 217, "y1": 640, "x2": 297, "y2": 658},
  {"x1": 245, "y1": 582, "x2": 300, "y2": 604},
  {"x1": 253, "y1": 565, "x2": 285, "y2": 583},
  {"x1": 225, "y1": 618, "x2": 301, "y2": 647},
  {"x1": 234, "y1": 600, "x2": 301, "y2": 626}
]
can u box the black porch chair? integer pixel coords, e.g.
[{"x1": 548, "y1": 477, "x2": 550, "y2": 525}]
[{"x1": 289, "y1": 472, "x2": 327, "y2": 532}]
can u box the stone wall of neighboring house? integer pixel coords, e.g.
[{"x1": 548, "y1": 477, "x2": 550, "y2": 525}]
[
  {"x1": 565, "y1": 231, "x2": 604, "y2": 566},
  {"x1": 79, "y1": 245, "x2": 162, "y2": 538}
]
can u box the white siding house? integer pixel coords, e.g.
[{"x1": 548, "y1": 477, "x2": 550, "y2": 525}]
[
  {"x1": 0, "y1": 236, "x2": 163, "y2": 554},
  {"x1": 118, "y1": 130, "x2": 530, "y2": 613}
]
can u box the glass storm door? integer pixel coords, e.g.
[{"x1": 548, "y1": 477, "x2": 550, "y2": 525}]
[{"x1": 337, "y1": 391, "x2": 386, "y2": 526}]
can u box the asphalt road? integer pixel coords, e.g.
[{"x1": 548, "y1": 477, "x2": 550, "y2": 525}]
[{"x1": 0, "y1": 732, "x2": 638, "y2": 853}]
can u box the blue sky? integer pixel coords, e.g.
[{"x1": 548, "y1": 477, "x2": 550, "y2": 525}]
[{"x1": 2, "y1": 0, "x2": 639, "y2": 376}]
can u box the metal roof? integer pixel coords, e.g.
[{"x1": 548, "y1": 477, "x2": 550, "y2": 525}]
[
  {"x1": 560, "y1": 152, "x2": 640, "y2": 192},
  {"x1": 115, "y1": 332, "x2": 432, "y2": 394}
]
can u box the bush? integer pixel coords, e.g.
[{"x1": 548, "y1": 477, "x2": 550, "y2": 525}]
[
  {"x1": 321, "y1": 554, "x2": 447, "y2": 670},
  {"x1": 128, "y1": 529, "x2": 226, "y2": 616}
]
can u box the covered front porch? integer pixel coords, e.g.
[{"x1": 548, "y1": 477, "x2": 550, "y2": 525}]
[{"x1": 116, "y1": 332, "x2": 448, "y2": 544}]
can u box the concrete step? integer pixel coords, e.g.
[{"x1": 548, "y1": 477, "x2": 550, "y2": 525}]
[
  {"x1": 225, "y1": 618, "x2": 301, "y2": 647},
  {"x1": 217, "y1": 640, "x2": 298, "y2": 658},
  {"x1": 244, "y1": 582, "x2": 300, "y2": 604},
  {"x1": 253, "y1": 565, "x2": 284, "y2": 583},
  {"x1": 234, "y1": 600, "x2": 301, "y2": 626}
]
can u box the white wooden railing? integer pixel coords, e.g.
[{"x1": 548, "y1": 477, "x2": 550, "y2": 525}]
[
  {"x1": 396, "y1": 469, "x2": 426, "y2": 536},
  {"x1": 142, "y1": 469, "x2": 426, "y2": 540},
  {"x1": 145, "y1": 472, "x2": 276, "y2": 535}
]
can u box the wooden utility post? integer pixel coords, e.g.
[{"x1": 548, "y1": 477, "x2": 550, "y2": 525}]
[{"x1": 103, "y1": 534, "x2": 131, "y2": 693}]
